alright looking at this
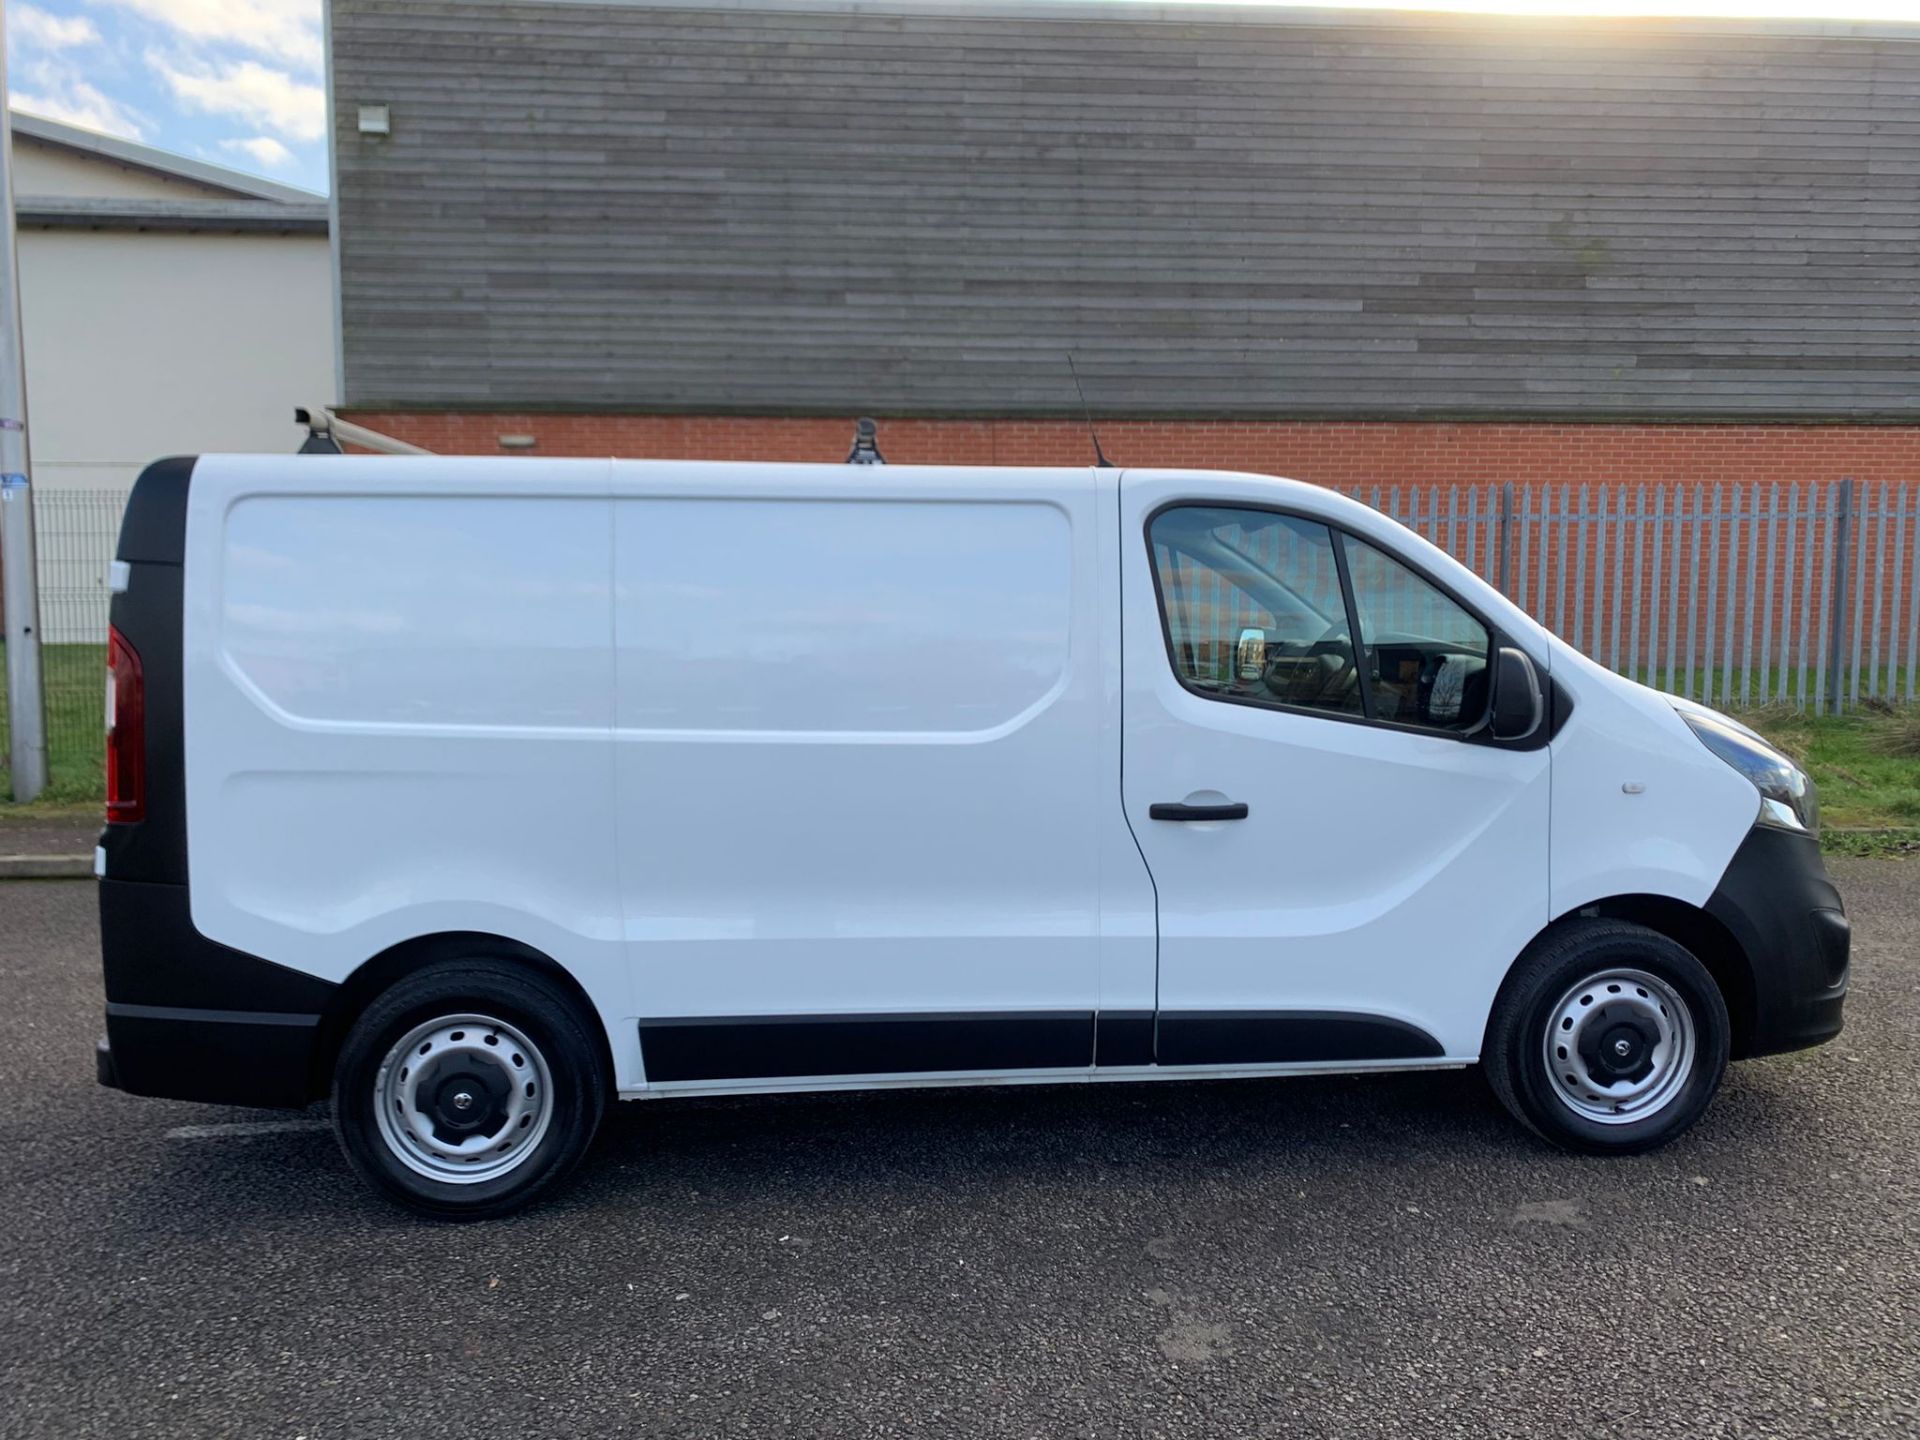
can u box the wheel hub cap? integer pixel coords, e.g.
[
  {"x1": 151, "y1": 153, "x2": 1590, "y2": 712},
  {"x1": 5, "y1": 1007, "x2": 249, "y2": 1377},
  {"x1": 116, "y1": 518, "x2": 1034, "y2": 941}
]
[
  {"x1": 1542, "y1": 968, "x2": 1696, "y2": 1125},
  {"x1": 1585, "y1": 1021, "x2": 1656, "y2": 1084}
]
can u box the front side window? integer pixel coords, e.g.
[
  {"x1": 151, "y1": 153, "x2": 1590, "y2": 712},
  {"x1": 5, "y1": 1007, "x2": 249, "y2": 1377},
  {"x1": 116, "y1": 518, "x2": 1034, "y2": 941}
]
[
  {"x1": 1150, "y1": 508, "x2": 1365, "y2": 720},
  {"x1": 1341, "y1": 535, "x2": 1491, "y2": 732},
  {"x1": 1149, "y1": 506, "x2": 1493, "y2": 734}
]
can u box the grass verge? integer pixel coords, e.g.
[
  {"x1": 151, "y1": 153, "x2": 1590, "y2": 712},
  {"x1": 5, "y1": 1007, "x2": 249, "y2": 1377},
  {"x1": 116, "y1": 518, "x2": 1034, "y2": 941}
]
[
  {"x1": 1738, "y1": 705, "x2": 1920, "y2": 857},
  {"x1": 0, "y1": 642, "x2": 107, "y2": 807}
]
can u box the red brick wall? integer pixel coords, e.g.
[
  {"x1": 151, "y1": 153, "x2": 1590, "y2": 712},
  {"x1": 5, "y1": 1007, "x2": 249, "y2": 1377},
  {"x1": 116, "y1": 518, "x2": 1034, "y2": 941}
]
[{"x1": 341, "y1": 412, "x2": 1920, "y2": 489}]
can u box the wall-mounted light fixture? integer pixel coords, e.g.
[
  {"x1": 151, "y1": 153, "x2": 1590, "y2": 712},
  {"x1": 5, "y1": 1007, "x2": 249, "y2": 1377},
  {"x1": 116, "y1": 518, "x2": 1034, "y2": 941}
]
[
  {"x1": 357, "y1": 104, "x2": 391, "y2": 136},
  {"x1": 497, "y1": 434, "x2": 537, "y2": 451}
]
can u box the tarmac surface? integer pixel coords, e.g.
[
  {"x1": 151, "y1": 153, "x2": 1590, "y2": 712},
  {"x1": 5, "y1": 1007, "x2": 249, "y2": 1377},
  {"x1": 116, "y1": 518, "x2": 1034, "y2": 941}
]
[{"x1": 2, "y1": 863, "x2": 1916, "y2": 1439}]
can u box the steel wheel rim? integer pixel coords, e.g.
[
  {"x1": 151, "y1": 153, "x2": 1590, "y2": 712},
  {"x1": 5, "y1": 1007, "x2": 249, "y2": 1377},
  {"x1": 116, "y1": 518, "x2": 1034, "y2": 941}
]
[
  {"x1": 1541, "y1": 968, "x2": 1696, "y2": 1125},
  {"x1": 373, "y1": 1013, "x2": 554, "y2": 1184}
]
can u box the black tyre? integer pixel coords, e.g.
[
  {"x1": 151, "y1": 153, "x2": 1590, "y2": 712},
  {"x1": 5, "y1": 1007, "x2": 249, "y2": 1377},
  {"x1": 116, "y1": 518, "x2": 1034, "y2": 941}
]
[
  {"x1": 1484, "y1": 919, "x2": 1730, "y2": 1154},
  {"x1": 331, "y1": 957, "x2": 608, "y2": 1220}
]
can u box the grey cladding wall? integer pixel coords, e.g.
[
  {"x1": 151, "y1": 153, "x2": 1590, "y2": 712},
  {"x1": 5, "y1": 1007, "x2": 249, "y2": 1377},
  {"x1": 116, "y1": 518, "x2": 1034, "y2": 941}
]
[{"x1": 331, "y1": 1, "x2": 1920, "y2": 417}]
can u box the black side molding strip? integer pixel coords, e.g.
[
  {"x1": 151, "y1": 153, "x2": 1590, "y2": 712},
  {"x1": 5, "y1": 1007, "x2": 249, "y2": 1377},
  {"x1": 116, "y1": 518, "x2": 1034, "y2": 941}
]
[
  {"x1": 640, "y1": 1008, "x2": 1446, "y2": 1082},
  {"x1": 1094, "y1": 1010, "x2": 1155, "y2": 1067},
  {"x1": 639, "y1": 1011, "x2": 1095, "y2": 1082},
  {"x1": 1156, "y1": 1011, "x2": 1445, "y2": 1066}
]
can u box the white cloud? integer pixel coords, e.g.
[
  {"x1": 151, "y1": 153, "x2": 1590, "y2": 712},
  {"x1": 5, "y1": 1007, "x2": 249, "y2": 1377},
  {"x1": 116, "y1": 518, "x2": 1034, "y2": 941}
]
[
  {"x1": 220, "y1": 134, "x2": 293, "y2": 169},
  {"x1": 10, "y1": 87, "x2": 144, "y2": 139},
  {"x1": 92, "y1": 0, "x2": 321, "y2": 72},
  {"x1": 150, "y1": 54, "x2": 323, "y2": 142},
  {"x1": 11, "y1": 59, "x2": 145, "y2": 139},
  {"x1": 10, "y1": 4, "x2": 103, "y2": 49}
]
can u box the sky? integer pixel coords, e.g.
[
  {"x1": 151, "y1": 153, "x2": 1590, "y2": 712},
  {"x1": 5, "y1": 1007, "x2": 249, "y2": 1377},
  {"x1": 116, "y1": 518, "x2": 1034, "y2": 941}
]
[
  {"x1": 7, "y1": 0, "x2": 1920, "y2": 198},
  {"x1": 6, "y1": 0, "x2": 327, "y2": 193}
]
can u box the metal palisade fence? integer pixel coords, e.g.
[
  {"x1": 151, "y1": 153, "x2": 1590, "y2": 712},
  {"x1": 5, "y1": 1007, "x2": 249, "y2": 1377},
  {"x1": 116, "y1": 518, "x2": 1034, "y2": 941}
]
[
  {"x1": 2, "y1": 476, "x2": 1918, "y2": 796},
  {"x1": 1337, "y1": 478, "x2": 1919, "y2": 715}
]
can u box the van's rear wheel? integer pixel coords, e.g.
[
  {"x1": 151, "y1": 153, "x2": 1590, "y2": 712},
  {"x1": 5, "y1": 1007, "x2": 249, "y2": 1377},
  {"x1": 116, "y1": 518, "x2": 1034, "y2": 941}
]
[
  {"x1": 1484, "y1": 920, "x2": 1730, "y2": 1154},
  {"x1": 332, "y1": 959, "x2": 607, "y2": 1219}
]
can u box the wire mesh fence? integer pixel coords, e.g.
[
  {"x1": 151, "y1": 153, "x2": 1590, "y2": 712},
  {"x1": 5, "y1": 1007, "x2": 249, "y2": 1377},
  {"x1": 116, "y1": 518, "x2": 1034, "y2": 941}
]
[
  {"x1": 2, "y1": 478, "x2": 1917, "y2": 802},
  {"x1": 1, "y1": 489, "x2": 127, "y2": 802}
]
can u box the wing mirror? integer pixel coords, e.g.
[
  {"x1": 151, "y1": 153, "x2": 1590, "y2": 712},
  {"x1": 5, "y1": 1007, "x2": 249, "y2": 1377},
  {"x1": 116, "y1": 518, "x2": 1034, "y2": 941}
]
[
  {"x1": 1236, "y1": 627, "x2": 1267, "y2": 681},
  {"x1": 1489, "y1": 646, "x2": 1544, "y2": 741}
]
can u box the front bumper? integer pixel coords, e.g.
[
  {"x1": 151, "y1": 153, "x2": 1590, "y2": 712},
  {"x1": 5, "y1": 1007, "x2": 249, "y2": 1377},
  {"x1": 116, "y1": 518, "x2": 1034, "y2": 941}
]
[{"x1": 1705, "y1": 825, "x2": 1849, "y2": 1058}]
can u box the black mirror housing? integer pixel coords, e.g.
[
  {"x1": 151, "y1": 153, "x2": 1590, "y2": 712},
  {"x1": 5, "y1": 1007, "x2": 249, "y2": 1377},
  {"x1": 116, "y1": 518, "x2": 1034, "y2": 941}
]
[{"x1": 1489, "y1": 646, "x2": 1544, "y2": 741}]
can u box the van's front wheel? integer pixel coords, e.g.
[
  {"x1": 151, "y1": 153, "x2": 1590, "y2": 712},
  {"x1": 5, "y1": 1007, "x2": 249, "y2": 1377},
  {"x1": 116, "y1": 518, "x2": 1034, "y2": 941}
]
[
  {"x1": 332, "y1": 960, "x2": 607, "y2": 1219},
  {"x1": 1485, "y1": 920, "x2": 1730, "y2": 1154}
]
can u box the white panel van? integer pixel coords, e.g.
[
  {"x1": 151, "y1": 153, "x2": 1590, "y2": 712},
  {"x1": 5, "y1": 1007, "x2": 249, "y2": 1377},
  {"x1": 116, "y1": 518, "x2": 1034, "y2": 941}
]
[{"x1": 94, "y1": 456, "x2": 1849, "y2": 1218}]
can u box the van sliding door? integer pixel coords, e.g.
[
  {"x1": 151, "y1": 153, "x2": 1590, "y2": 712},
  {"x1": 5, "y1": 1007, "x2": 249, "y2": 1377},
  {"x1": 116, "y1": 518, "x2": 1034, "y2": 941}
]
[{"x1": 610, "y1": 464, "x2": 1123, "y2": 1087}]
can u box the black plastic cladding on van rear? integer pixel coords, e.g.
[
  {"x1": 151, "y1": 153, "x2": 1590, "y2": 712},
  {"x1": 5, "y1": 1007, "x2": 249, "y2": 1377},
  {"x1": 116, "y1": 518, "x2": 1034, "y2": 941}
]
[
  {"x1": 96, "y1": 457, "x2": 341, "y2": 1109},
  {"x1": 99, "y1": 456, "x2": 191, "y2": 885}
]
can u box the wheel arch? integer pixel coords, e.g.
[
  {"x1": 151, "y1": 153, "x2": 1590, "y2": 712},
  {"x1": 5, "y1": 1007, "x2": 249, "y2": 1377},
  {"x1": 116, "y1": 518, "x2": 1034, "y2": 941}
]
[
  {"x1": 311, "y1": 931, "x2": 615, "y2": 1101},
  {"x1": 1506, "y1": 896, "x2": 1757, "y2": 1060}
]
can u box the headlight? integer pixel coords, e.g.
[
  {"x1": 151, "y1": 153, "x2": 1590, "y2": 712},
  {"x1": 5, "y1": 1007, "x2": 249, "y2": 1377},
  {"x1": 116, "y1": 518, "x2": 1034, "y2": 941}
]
[{"x1": 1676, "y1": 706, "x2": 1818, "y2": 834}]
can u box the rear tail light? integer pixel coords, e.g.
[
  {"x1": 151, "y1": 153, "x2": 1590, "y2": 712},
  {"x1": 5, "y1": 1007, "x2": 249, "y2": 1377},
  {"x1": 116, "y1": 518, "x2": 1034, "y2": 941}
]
[{"x1": 106, "y1": 625, "x2": 145, "y2": 823}]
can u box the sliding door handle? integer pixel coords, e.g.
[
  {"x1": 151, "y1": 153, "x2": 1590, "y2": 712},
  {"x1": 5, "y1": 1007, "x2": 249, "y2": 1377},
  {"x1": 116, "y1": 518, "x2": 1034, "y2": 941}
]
[{"x1": 1149, "y1": 801, "x2": 1249, "y2": 822}]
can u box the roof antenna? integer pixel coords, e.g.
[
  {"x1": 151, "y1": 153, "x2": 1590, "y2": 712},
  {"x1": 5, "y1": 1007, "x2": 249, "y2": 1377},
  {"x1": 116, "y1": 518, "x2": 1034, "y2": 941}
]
[{"x1": 1066, "y1": 355, "x2": 1114, "y2": 468}]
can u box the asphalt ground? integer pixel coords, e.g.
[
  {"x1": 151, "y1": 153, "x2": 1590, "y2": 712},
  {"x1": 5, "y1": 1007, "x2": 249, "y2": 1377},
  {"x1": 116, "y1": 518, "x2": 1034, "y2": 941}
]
[{"x1": 2, "y1": 864, "x2": 1916, "y2": 1440}]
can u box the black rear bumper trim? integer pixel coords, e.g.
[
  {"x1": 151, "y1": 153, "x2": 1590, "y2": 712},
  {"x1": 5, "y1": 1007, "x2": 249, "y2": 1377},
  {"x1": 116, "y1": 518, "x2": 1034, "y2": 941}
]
[{"x1": 102, "y1": 1005, "x2": 323, "y2": 1109}]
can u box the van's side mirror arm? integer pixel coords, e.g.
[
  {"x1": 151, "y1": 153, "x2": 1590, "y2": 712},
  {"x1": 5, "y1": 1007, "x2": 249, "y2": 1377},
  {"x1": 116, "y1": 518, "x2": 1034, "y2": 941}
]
[{"x1": 1486, "y1": 645, "x2": 1545, "y2": 742}]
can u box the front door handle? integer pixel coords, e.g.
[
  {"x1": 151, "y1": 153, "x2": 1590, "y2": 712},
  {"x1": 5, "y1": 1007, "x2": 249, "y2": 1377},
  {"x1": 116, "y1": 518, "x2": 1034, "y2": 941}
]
[{"x1": 1149, "y1": 801, "x2": 1249, "y2": 822}]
